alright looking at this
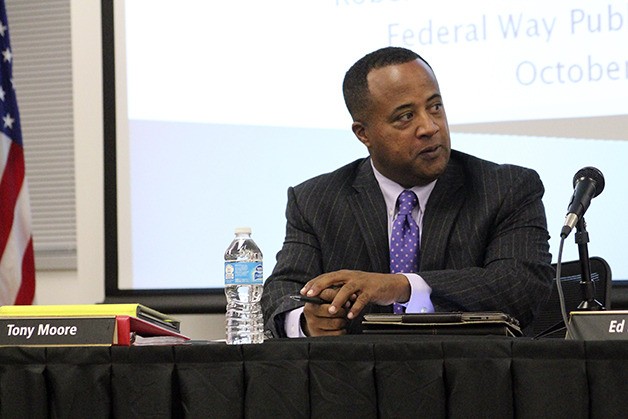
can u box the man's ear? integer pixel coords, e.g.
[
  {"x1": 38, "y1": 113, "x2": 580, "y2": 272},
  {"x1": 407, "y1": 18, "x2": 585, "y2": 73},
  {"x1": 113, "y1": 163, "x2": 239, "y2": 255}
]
[{"x1": 352, "y1": 121, "x2": 370, "y2": 147}]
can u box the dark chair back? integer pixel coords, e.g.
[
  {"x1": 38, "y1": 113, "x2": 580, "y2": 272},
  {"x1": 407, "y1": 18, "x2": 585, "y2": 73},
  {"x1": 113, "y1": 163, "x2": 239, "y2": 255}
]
[{"x1": 531, "y1": 256, "x2": 612, "y2": 338}]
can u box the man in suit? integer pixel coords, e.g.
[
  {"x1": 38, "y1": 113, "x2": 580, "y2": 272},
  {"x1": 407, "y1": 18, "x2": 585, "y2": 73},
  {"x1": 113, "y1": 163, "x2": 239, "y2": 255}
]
[{"x1": 261, "y1": 46, "x2": 553, "y2": 338}]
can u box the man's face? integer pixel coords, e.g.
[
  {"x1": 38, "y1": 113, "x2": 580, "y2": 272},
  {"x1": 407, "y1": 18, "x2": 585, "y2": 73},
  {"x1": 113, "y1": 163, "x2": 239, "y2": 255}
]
[{"x1": 352, "y1": 59, "x2": 451, "y2": 187}]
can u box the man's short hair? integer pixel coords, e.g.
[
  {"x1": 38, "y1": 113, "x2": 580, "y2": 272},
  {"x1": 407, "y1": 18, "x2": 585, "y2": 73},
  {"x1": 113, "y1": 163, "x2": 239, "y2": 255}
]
[{"x1": 342, "y1": 47, "x2": 432, "y2": 121}]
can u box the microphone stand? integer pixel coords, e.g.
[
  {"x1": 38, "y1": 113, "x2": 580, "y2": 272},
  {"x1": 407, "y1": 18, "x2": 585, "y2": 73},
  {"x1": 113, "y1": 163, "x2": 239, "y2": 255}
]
[
  {"x1": 574, "y1": 217, "x2": 605, "y2": 311},
  {"x1": 534, "y1": 216, "x2": 605, "y2": 339}
]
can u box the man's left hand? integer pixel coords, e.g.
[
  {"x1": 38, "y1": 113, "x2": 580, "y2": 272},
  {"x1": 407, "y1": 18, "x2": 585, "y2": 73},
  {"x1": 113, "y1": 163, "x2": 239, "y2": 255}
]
[{"x1": 300, "y1": 270, "x2": 411, "y2": 320}]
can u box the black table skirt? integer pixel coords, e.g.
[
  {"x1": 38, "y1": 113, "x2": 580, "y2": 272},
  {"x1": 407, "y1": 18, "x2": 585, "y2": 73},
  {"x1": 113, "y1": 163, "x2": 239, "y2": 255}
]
[{"x1": 0, "y1": 335, "x2": 626, "y2": 418}]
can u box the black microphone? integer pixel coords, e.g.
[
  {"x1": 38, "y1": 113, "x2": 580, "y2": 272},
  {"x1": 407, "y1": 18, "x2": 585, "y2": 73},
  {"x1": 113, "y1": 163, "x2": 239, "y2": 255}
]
[{"x1": 560, "y1": 167, "x2": 605, "y2": 238}]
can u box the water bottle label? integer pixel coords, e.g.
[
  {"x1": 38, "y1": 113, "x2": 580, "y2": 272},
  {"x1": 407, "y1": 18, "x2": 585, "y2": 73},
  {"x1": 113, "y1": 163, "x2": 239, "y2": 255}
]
[{"x1": 224, "y1": 261, "x2": 263, "y2": 285}]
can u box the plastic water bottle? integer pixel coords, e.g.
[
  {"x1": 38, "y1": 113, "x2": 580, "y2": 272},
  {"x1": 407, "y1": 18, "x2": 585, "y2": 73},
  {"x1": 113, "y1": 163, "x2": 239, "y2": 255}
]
[{"x1": 224, "y1": 227, "x2": 264, "y2": 344}]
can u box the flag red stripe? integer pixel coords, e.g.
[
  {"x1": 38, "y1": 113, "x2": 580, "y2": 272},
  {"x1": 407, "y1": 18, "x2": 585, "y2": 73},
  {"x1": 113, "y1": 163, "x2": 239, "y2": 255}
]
[
  {"x1": 0, "y1": 141, "x2": 24, "y2": 257},
  {"x1": 13, "y1": 237, "x2": 35, "y2": 304}
]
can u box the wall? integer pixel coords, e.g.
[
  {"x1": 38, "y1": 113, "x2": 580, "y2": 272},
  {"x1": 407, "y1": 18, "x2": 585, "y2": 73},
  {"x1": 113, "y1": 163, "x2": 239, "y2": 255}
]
[{"x1": 32, "y1": 0, "x2": 224, "y2": 341}]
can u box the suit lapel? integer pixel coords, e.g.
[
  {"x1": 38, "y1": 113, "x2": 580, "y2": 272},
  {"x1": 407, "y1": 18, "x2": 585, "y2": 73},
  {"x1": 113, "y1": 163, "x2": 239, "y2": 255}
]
[
  {"x1": 344, "y1": 155, "x2": 466, "y2": 273},
  {"x1": 421, "y1": 156, "x2": 465, "y2": 271},
  {"x1": 348, "y1": 159, "x2": 390, "y2": 273}
]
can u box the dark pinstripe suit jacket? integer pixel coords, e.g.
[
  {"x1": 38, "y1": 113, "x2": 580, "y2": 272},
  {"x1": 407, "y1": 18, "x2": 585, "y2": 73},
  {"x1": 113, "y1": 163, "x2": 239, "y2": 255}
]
[{"x1": 261, "y1": 150, "x2": 553, "y2": 337}]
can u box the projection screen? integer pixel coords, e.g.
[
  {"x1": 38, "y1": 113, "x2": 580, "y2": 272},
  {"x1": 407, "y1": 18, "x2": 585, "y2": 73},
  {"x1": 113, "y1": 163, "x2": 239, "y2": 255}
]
[{"x1": 104, "y1": 0, "x2": 628, "y2": 308}]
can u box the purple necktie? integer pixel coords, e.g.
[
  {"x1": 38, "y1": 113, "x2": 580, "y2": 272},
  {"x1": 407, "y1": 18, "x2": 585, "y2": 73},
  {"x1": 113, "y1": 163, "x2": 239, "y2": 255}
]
[{"x1": 390, "y1": 190, "x2": 420, "y2": 314}]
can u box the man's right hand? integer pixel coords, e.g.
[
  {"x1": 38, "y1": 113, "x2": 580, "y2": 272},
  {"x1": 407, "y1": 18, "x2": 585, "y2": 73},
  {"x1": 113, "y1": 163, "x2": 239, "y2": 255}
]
[{"x1": 301, "y1": 292, "x2": 350, "y2": 336}]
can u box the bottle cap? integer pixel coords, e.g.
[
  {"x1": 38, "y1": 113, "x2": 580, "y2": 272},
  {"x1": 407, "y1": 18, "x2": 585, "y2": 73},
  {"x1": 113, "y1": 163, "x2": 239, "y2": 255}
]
[{"x1": 234, "y1": 227, "x2": 252, "y2": 234}]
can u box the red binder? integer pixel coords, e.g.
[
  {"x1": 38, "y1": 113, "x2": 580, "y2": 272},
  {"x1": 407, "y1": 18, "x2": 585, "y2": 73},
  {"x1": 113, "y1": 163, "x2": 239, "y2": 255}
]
[{"x1": 115, "y1": 315, "x2": 190, "y2": 346}]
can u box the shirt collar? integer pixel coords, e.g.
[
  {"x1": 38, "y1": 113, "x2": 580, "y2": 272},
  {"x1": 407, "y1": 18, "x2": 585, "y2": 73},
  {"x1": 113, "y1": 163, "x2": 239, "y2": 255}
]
[{"x1": 370, "y1": 160, "x2": 437, "y2": 215}]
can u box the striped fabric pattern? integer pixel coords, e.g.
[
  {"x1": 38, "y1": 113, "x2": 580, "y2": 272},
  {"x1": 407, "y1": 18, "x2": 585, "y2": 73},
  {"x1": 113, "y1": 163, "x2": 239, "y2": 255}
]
[
  {"x1": 0, "y1": 1, "x2": 35, "y2": 305},
  {"x1": 261, "y1": 151, "x2": 553, "y2": 337}
]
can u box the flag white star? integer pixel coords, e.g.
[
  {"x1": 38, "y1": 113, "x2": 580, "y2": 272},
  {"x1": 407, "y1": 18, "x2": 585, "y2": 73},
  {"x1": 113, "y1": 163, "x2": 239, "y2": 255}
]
[
  {"x1": 2, "y1": 48, "x2": 12, "y2": 63},
  {"x1": 0, "y1": 86, "x2": 5, "y2": 101},
  {"x1": 3, "y1": 112, "x2": 14, "y2": 129},
  {"x1": 0, "y1": 23, "x2": 6, "y2": 37}
]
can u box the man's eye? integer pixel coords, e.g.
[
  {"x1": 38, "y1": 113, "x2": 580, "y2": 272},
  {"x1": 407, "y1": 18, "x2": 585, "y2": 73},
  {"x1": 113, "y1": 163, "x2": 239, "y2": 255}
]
[
  {"x1": 398, "y1": 112, "x2": 413, "y2": 121},
  {"x1": 431, "y1": 103, "x2": 443, "y2": 112}
]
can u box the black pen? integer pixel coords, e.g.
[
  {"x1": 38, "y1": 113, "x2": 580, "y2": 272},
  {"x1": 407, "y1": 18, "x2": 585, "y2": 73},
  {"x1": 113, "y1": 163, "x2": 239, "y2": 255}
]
[{"x1": 290, "y1": 295, "x2": 328, "y2": 304}]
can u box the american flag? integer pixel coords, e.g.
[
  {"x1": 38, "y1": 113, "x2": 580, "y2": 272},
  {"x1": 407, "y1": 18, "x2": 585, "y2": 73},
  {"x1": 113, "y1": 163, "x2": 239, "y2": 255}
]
[{"x1": 0, "y1": 0, "x2": 35, "y2": 305}]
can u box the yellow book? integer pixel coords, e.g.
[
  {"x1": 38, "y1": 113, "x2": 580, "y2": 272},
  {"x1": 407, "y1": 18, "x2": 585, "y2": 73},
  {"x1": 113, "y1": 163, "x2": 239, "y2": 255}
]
[{"x1": 0, "y1": 304, "x2": 180, "y2": 331}]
